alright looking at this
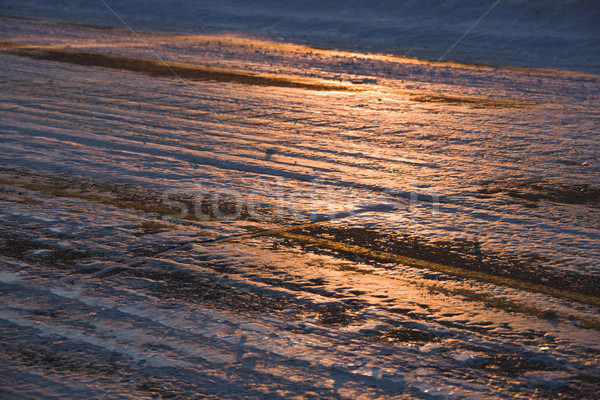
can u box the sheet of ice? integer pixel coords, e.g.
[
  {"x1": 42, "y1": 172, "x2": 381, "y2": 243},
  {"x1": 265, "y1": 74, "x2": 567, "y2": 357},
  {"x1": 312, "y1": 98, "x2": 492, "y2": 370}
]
[
  {"x1": 1, "y1": 16, "x2": 599, "y2": 399},
  {"x1": 0, "y1": 18, "x2": 598, "y2": 271},
  {"x1": 1, "y1": 0, "x2": 599, "y2": 72}
]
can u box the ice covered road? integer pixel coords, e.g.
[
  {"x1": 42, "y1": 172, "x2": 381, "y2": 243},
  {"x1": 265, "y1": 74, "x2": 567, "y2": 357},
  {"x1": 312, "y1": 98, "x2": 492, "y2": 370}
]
[{"x1": 1, "y1": 16, "x2": 599, "y2": 399}]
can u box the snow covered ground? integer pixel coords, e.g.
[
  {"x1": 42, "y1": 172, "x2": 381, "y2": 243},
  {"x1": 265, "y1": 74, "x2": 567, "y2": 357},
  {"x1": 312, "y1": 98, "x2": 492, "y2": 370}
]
[{"x1": 0, "y1": 9, "x2": 599, "y2": 400}]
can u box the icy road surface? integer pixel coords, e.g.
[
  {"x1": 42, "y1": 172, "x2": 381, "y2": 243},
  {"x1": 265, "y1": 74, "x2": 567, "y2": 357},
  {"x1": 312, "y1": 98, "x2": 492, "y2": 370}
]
[{"x1": 0, "y1": 16, "x2": 599, "y2": 399}]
